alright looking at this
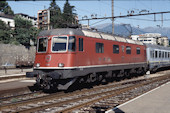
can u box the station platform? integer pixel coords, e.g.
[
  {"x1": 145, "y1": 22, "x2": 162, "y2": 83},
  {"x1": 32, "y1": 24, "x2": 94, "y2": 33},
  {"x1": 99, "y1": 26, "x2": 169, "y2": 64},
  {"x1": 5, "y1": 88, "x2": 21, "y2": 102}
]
[
  {"x1": 0, "y1": 68, "x2": 33, "y2": 76},
  {"x1": 106, "y1": 81, "x2": 170, "y2": 113},
  {"x1": 0, "y1": 68, "x2": 34, "y2": 84}
]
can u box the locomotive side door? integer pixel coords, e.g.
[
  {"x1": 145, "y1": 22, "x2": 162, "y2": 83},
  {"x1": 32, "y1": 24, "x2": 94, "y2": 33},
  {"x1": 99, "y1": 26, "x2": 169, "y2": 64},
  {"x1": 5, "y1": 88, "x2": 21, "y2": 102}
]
[
  {"x1": 75, "y1": 36, "x2": 85, "y2": 66},
  {"x1": 121, "y1": 45, "x2": 125, "y2": 63}
]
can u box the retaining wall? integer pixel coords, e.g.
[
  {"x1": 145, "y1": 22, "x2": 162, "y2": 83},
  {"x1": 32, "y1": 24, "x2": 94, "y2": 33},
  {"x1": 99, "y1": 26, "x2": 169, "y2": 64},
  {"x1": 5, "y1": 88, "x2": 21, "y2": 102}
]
[{"x1": 0, "y1": 44, "x2": 36, "y2": 68}]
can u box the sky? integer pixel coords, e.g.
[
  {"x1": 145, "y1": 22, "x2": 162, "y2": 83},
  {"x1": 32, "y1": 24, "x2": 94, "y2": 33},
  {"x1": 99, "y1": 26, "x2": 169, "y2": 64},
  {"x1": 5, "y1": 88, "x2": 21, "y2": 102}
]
[{"x1": 7, "y1": 0, "x2": 170, "y2": 29}]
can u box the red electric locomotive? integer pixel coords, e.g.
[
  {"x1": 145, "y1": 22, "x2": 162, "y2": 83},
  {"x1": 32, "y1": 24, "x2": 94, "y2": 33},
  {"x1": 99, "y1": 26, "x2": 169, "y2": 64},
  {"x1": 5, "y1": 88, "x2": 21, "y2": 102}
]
[{"x1": 26, "y1": 28, "x2": 147, "y2": 90}]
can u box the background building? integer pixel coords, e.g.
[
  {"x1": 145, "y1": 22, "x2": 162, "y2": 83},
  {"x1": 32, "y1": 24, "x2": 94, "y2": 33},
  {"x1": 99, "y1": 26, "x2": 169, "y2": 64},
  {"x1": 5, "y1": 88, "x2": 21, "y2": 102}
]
[
  {"x1": 37, "y1": 9, "x2": 50, "y2": 30},
  {"x1": 0, "y1": 12, "x2": 15, "y2": 28},
  {"x1": 158, "y1": 36, "x2": 169, "y2": 47},
  {"x1": 0, "y1": 12, "x2": 37, "y2": 28},
  {"x1": 131, "y1": 33, "x2": 169, "y2": 47}
]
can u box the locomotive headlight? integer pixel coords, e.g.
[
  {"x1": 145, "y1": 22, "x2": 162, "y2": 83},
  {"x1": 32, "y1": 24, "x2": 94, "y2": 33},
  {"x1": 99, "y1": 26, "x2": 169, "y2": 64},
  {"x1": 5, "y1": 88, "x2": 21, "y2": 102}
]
[
  {"x1": 58, "y1": 63, "x2": 64, "y2": 67},
  {"x1": 36, "y1": 63, "x2": 40, "y2": 68}
]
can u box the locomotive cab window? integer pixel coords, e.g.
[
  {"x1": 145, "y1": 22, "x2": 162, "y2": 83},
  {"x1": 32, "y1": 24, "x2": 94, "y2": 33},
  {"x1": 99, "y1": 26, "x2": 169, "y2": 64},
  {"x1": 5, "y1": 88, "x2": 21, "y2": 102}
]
[
  {"x1": 126, "y1": 46, "x2": 131, "y2": 54},
  {"x1": 136, "y1": 47, "x2": 140, "y2": 54},
  {"x1": 113, "y1": 45, "x2": 119, "y2": 54},
  {"x1": 96, "y1": 43, "x2": 104, "y2": 53},
  {"x1": 52, "y1": 36, "x2": 67, "y2": 52},
  {"x1": 68, "y1": 36, "x2": 76, "y2": 51},
  {"x1": 38, "y1": 37, "x2": 48, "y2": 53}
]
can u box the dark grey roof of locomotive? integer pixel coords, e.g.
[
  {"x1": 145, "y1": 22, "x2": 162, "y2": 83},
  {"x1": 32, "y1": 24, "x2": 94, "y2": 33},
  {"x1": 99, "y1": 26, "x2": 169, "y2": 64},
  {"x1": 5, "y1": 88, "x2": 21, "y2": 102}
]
[
  {"x1": 38, "y1": 28, "x2": 144, "y2": 45},
  {"x1": 38, "y1": 28, "x2": 85, "y2": 36}
]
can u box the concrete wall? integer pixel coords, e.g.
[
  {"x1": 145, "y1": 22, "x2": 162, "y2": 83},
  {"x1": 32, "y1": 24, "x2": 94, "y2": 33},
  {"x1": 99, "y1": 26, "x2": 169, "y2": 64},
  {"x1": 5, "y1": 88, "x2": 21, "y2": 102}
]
[{"x1": 0, "y1": 44, "x2": 36, "y2": 68}]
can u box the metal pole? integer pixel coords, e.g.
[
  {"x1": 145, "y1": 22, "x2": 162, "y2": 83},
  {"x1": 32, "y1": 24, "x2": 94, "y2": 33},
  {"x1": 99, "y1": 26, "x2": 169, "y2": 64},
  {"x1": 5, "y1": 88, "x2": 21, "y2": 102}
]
[
  {"x1": 112, "y1": 0, "x2": 114, "y2": 34},
  {"x1": 161, "y1": 13, "x2": 163, "y2": 27}
]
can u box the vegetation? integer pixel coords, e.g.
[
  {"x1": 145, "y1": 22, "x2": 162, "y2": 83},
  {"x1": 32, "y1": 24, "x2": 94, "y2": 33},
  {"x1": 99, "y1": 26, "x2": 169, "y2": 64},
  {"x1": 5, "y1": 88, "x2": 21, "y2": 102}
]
[
  {"x1": 13, "y1": 15, "x2": 39, "y2": 47},
  {"x1": 49, "y1": 0, "x2": 77, "y2": 28},
  {"x1": 49, "y1": 0, "x2": 62, "y2": 28},
  {"x1": 0, "y1": 20, "x2": 12, "y2": 44},
  {"x1": 0, "y1": 1, "x2": 39, "y2": 47},
  {"x1": 63, "y1": 0, "x2": 77, "y2": 25},
  {"x1": 0, "y1": 0, "x2": 77, "y2": 46},
  {"x1": 0, "y1": 1, "x2": 14, "y2": 15}
]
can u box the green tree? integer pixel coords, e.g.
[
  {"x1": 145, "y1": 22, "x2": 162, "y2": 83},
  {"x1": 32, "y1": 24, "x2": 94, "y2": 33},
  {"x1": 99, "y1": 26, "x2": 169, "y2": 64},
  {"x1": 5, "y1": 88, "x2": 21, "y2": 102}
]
[
  {"x1": 0, "y1": 20, "x2": 11, "y2": 44},
  {"x1": 14, "y1": 15, "x2": 38, "y2": 46},
  {"x1": 0, "y1": 1, "x2": 14, "y2": 15},
  {"x1": 63, "y1": 0, "x2": 77, "y2": 25},
  {"x1": 49, "y1": 0, "x2": 63, "y2": 28}
]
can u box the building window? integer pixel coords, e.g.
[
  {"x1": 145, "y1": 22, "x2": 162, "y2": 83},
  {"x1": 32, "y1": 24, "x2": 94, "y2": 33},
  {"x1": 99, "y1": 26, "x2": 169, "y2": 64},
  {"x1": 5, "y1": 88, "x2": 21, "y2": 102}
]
[
  {"x1": 44, "y1": 17, "x2": 47, "y2": 20},
  {"x1": 39, "y1": 17, "x2": 42, "y2": 20},
  {"x1": 96, "y1": 43, "x2": 104, "y2": 53},
  {"x1": 39, "y1": 13, "x2": 42, "y2": 16},
  {"x1": 126, "y1": 46, "x2": 131, "y2": 54},
  {"x1": 113, "y1": 45, "x2": 119, "y2": 54},
  {"x1": 136, "y1": 47, "x2": 140, "y2": 54},
  {"x1": 79, "y1": 38, "x2": 83, "y2": 51},
  {"x1": 7, "y1": 21, "x2": 10, "y2": 26}
]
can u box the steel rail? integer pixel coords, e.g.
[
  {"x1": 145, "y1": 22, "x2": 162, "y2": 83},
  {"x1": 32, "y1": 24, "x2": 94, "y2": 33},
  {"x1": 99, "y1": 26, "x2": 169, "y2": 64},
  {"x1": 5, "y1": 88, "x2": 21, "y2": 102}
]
[
  {"x1": 58, "y1": 75, "x2": 170, "y2": 113},
  {"x1": 15, "y1": 75, "x2": 170, "y2": 113},
  {"x1": 0, "y1": 76, "x2": 146, "y2": 111}
]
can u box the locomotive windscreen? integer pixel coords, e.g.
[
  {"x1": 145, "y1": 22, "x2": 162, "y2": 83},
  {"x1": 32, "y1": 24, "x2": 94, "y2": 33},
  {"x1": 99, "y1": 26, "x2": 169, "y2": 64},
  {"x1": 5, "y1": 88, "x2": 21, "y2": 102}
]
[{"x1": 52, "y1": 36, "x2": 67, "y2": 52}]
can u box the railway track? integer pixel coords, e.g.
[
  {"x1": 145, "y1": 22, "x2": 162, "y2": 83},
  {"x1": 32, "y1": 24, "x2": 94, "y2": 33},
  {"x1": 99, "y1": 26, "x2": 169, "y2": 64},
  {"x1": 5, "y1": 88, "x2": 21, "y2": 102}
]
[
  {"x1": 0, "y1": 74, "x2": 170, "y2": 113},
  {"x1": 0, "y1": 87, "x2": 34, "y2": 98}
]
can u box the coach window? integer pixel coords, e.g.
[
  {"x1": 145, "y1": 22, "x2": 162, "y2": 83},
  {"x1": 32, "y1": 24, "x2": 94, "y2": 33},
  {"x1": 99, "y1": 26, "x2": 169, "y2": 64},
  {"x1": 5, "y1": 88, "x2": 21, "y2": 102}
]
[
  {"x1": 96, "y1": 43, "x2": 104, "y2": 53},
  {"x1": 68, "y1": 36, "x2": 76, "y2": 51},
  {"x1": 38, "y1": 37, "x2": 48, "y2": 53},
  {"x1": 79, "y1": 38, "x2": 83, "y2": 51},
  {"x1": 168, "y1": 52, "x2": 170, "y2": 58},
  {"x1": 113, "y1": 45, "x2": 119, "y2": 54},
  {"x1": 162, "y1": 51, "x2": 164, "y2": 58},
  {"x1": 165, "y1": 52, "x2": 167, "y2": 58},
  {"x1": 159, "y1": 51, "x2": 161, "y2": 58},
  {"x1": 126, "y1": 46, "x2": 131, "y2": 54},
  {"x1": 136, "y1": 47, "x2": 140, "y2": 54},
  {"x1": 155, "y1": 51, "x2": 158, "y2": 58}
]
